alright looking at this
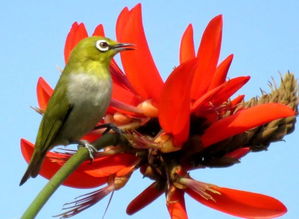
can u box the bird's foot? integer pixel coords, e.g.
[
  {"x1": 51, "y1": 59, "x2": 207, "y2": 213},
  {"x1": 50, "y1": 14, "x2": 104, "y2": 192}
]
[
  {"x1": 94, "y1": 123, "x2": 122, "y2": 135},
  {"x1": 76, "y1": 140, "x2": 97, "y2": 159}
]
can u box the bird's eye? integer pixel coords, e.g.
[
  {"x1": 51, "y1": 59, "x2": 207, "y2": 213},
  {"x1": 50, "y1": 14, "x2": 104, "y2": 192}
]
[{"x1": 96, "y1": 40, "x2": 110, "y2": 52}]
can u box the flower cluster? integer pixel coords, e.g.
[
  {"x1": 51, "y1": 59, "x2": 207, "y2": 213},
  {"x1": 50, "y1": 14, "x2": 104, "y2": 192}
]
[{"x1": 21, "y1": 3, "x2": 298, "y2": 219}]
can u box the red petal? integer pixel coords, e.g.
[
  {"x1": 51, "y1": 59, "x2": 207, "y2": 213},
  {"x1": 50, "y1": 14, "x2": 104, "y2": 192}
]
[
  {"x1": 92, "y1": 24, "x2": 105, "y2": 36},
  {"x1": 110, "y1": 60, "x2": 137, "y2": 93},
  {"x1": 159, "y1": 59, "x2": 198, "y2": 145},
  {"x1": 82, "y1": 153, "x2": 138, "y2": 178},
  {"x1": 192, "y1": 76, "x2": 249, "y2": 113},
  {"x1": 191, "y1": 15, "x2": 223, "y2": 100},
  {"x1": 186, "y1": 187, "x2": 287, "y2": 218},
  {"x1": 116, "y1": 4, "x2": 163, "y2": 104},
  {"x1": 37, "y1": 77, "x2": 53, "y2": 110},
  {"x1": 201, "y1": 103, "x2": 295, "y2": 147},
  {"x1": 20, "y1": 139, "x2": 136, "y2": 188},
  {"x1": 64, "y1": 22, "x2": 88, "y2": 63},
  {"x1": 112, "y1": 82, "x2": 140, "y2": 106},
  {"x1": 209, "y1": 54, "x2": 233, "y2": 90},
  {"x1": 230, "y1": 94, "x2": 245, "y2": 107},
  {"x1": 167, "y1": 187, "x2": 188, "y2": 219},
  {"x1": 180, "y1": 24, "x2": 195, "y2": 64},
  {"x1": 225, "y1": 147, "x2": 250, "y2": 159},
  {"x1": 209, "y1": 76, "x2": 250, "y2": 107},
  {"x1": 126, "y1": 182, "x2": 163, "y2": 215},
  {"x1": 116, "y1": 7, "x2": 130, "y2": 36},
  {"x1": 109, "y1": 98, "x2": 143, "y2": 117}
]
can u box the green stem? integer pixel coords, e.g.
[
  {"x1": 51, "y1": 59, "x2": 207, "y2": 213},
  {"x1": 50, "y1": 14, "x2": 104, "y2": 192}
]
[{"x1": 21, "y1": 134, "x2": 119, "y2": 219}]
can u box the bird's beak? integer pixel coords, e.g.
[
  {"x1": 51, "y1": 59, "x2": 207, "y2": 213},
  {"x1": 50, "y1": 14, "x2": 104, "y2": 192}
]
[{"x1": 112, "y1": 43, "x2": 135, "y2": 51}]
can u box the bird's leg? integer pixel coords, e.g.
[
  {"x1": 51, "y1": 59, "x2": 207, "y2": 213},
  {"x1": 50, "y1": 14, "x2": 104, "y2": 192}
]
[
  {"x1": 94, "y1": 123, "x2": 122, "y2": 135},
  {"x1": 74, "y1": 140, "x2": 97, "y2": 160}
]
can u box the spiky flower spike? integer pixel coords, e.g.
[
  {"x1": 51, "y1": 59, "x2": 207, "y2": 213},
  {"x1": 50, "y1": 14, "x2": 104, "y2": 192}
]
[{"x1": 21, "y1": 4, "x2": 298, "y2": 219}]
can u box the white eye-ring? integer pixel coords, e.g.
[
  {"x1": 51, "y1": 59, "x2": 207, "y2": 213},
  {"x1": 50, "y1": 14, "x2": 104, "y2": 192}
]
[{"x1": 96, "y1": 40, "x2": 110, "y2": 52}]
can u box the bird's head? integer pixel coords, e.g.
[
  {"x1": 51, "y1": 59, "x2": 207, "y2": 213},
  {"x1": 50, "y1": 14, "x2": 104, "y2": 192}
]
[{"x1": 70, "y1": 36, "x2": 134, "y2": 64}]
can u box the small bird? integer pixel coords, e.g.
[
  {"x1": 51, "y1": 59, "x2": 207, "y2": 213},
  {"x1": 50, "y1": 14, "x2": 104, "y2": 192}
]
[{"x1": 20, "y1": 37, "x2": 133, "y2": 185}]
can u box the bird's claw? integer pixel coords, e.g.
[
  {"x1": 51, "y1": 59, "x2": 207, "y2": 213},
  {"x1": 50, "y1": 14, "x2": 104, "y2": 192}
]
[
  {"x1": 77, "y1": 140, "x2": 97, "y2": 160},
  {"x1": 94, "y1": 123, "x2": 123, "y2": 135}
]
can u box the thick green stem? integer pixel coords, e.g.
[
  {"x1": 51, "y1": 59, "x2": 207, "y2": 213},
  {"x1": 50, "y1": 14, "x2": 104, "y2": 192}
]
[{"x1": 21, "y1": 134, "x2": 119, "y2": 219}]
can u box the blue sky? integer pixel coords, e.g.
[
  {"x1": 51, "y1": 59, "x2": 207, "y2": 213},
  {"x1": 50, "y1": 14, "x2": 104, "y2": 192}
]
[{"x1": 1, "y1": 0, "x2": 299, "y2": 218}]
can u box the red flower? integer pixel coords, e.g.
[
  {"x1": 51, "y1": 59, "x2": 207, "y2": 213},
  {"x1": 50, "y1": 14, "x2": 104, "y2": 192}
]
[{"x1": 21, "y1": 3, "x2": 297, "y2": 219}]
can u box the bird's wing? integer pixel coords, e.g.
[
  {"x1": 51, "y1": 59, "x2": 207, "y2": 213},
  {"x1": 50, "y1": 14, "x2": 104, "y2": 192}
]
[
  {"x1": 20, "y1": 81, "x2": 73, "y2": 184},
  {"x1": 35, "y1": 81, "x2": 73, "y2": 154}
]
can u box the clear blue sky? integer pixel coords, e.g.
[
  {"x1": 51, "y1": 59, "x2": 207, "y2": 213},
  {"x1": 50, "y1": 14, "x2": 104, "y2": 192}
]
[{"x1": 1, "y1": 0, "x2": 299, "y2": 218}]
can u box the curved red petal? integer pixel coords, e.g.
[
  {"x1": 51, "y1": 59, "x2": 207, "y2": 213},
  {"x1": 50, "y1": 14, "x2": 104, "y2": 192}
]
[
  {"x1": 192, "y1": 76, "x2": 249, "y2": 113},
  {"x1": 92, "y1": 24, "x2": 105, "y2": 36},
  {"x1": 230, "y1": 94, "x2": 245, "y2": 107},
  {"x1": 201, "y1": 103, "x2": 295, "y2": 147},
  {"x1": 116, "y1": 4, "x2": 163, "y2": 104},
  {"x1": 116, "y1": 7, "x2": 130, "y2": 36},
  {"x1": 159, "y1": 59, "x2": 198, "y2": 145},
  {"x1": 191, "y1": 15, "x2": 223, "y2": 100},
  {"x1": 64, "y1": 22, "x2": 88, "y2": 63},
  {"x1": 112, "y1": 82, "x2": 140, "y2": 106},
  {"x1": 82, "y1": 153, "x2": 138, "y2": 178},
  {"x1": 209, "y1": 54, "x2": 233, "y2": 90},
  {"x1": 180, "y1": 24, "x2": 195, "y2": 64},
  {"x1": 110, "y1": 60, "x2": 137, "y2": 93},
  {"x1": 210, "y1": 76, "x2": 250, "y2": 107},
  {"x1": 186, "y1": 187, "x2": 287, "y2": 218},
  {"x1": 225, "y1": 147, "x2": 250, "y2": 159},
  {"x1": 20, "y1": 139, "x2": 108, "y2": 188},
  {"x1": 109, "y1": 99, "x2": 143, "y2": 117},
  {"x1": 126, "y1": 182, "x2": 163, "y2": 215},
  {"x1": 167, "y1": 188, "x2": 188, "y2": 219},
  {"x1": 21, "y1": 139, "x2": 137, "y2": 188},
  {"x1": 37, "y1": 77, "x2": 53, "y2": 110},
  {"x1": 64, "y1": 22, "x2": 79, "y2": 64}
]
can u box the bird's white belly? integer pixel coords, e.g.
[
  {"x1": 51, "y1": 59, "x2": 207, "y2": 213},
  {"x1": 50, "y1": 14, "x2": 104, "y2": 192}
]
[{"x1": 57, "y1": 73, "x2": 111, "y2": 144}]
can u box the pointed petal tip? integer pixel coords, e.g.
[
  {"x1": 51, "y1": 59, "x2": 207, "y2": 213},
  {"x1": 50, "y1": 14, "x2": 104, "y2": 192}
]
[
  {"x1": 214, "y1": 14, "x2": 223, "y2": 22},
  {"x1": 126, "y1": 183, "x2": 163, "y2": 215},
  {"x1": 134, "y1": 3, "x2": 142, "y2": 9},
  {"x1": 92, "y1": 24, "x2": 105, "y2": 36},
  {"x1": 180, "y1": 24, "x2": 195, "y2": 64}
]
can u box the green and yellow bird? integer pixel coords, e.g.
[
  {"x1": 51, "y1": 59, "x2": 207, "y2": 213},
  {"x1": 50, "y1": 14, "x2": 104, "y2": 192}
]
[{"x1": 20, "y1": 37, "x2": 133, "y2": 185}]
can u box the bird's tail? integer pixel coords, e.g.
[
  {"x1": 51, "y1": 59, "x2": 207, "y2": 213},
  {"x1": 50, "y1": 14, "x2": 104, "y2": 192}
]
[{"x1": 19, "y1": 150, "x2": 46, "y2": 186}]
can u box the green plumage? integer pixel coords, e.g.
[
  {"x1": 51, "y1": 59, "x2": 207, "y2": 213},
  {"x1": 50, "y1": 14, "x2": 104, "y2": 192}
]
[{"x1": 20, "y1": 37, "x2": 132, "y2": 185}]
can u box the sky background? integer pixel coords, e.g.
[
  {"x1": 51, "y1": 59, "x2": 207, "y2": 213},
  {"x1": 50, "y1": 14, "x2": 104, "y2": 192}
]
[{"x1": 1, "y1": 0, "x2": 299, "y2": 218}]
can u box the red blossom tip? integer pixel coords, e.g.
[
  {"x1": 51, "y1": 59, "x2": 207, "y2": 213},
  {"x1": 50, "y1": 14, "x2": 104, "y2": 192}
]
[
  {"x1": 209, "y1": 54, "x2": 234, "y2": 90},
  {"x1": 126, "y1": 182, "x2": 163, "y2": 215},
  {"x1": 92, "y1": 24, "x2": 105, "y2": 36},
  {"x1": 64, "y1": 22, "x2": 88, "y2": 63},
  {"x1": 226, "y1": 147, "x2": 250, "y2": 159},
  {"x1": 36, "y1": 77, "x2": 53, "y2": 111},
  {"x1": 179, "y1": 24, "x2": 195, "y2": 64},
  {"x1": 191, "y1": 15, "x2": 223, "y2": 100}
]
